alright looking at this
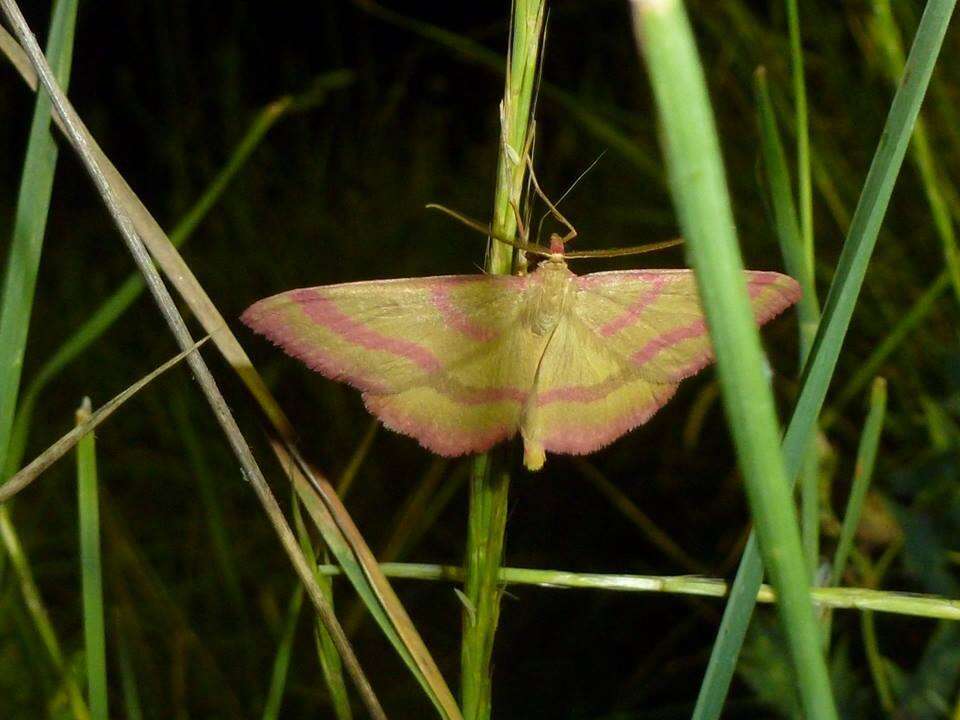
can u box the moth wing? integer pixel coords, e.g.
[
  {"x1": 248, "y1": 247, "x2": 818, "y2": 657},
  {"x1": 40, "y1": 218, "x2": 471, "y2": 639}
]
[
  {"x1": 242, "y1": 274, "x2": 547, "y2": 456},
  {"x1": 574, "y1": 269, "x2": 801, "y2": 383}
]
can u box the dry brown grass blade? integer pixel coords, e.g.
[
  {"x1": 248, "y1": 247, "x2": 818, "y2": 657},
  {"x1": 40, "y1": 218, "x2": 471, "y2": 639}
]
[
  {"x1": 0, "y1": 339, "x2": 207, "y2": 502},
  {"x1": 0, "y1": 5, "x2": 386, "y2": 718},
  {"x1": 1, "y1": 15, "x2": 461, "y2": 718}
]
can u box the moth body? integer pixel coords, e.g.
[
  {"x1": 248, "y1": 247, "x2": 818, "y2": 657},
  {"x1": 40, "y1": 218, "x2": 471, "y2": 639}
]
[{"x1": 527, "y1": 260, "x2": 576, "y2": 336}]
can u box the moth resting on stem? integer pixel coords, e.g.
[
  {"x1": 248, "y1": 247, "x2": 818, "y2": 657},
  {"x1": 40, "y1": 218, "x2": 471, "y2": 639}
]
[{"x1": 242, "y1": 186, "x2": 800, "y2": 470}]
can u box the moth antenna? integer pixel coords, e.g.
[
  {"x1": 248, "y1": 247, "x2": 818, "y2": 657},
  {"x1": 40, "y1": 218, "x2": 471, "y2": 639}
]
[
  {"x1": 525, "y1": 154, "x2": 578, "y2": 247},
  {"x1": 533, "y1": 152, "x2": 605, "y2": 245},
  {"x1": 563, "y1": 237, "x2": 684, "y2": 259},
  {"x1": 425, "y1": 203, "x2": 554, "y2": 258},
  {"x1": 555, "y1": 150, "x2": 607, "y2": 208}
]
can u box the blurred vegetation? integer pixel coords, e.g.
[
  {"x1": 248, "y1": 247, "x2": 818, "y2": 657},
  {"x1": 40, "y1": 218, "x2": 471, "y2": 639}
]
[{"x1": 0, "y1": 0, "x2": 958, "y2": 717}]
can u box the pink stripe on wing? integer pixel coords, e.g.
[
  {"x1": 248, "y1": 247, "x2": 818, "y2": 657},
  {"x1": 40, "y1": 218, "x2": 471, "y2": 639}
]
[
  {"x1": 632, "y1": 318, "x2": 707, "y2": 365},
  {"x1": 597, "y1": 275, "x2": 666, "y2": 336},
  {"x1": 292, "y1": 289, "x2": 443, "y2": 374},
  {"x1": 429, "y1": 282, "x2": 497, "y2": 342}
]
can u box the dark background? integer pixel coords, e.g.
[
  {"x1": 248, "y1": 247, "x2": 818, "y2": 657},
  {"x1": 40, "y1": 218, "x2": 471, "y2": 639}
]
[{"x1": 1, "y1": 1, "x2": 958, "y2": 717}]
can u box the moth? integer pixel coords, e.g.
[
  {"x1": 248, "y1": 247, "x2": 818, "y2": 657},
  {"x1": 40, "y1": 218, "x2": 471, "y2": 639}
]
[{"x1": 242, "y1": 220, "x2": 800, "y2": 471}]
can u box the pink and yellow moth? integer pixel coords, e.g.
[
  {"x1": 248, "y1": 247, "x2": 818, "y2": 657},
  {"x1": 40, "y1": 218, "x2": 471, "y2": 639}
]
[{"x1": 242, "y1": 243, "x2": 800, "y2": 471}]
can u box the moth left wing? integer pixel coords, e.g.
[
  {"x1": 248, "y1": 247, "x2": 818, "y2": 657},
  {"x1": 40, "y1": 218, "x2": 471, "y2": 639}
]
[{"x1": 242, "y1": 274, "x2": 547, "y2": 456}]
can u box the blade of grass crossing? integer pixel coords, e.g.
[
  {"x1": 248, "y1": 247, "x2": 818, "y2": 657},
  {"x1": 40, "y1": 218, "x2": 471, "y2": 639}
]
[
  {"x1": 317, "y1": 562, "x2": 960, "y2": 622},
  {"x1": 631, "y1": 2, "x2": 838, "y2": 718},
  {"x1": 76, "y1": 399, "x2": 108, "y2": 720},
  {"x1": 692, "y1": 1, "x2": 957, "y2": 717}
]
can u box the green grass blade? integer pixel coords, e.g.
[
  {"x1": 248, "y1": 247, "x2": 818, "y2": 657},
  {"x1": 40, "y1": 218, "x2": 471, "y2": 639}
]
[
  {"x1": 261, "y1": 583, "x2": 304, "y2": 720},
  {"x1": 317, "y1": 562, "x2": 960, "y2": 622},
  {"x1": 754, "y1": 66, "x2": 823, "y2": 580},
  {"x1": 830, "y1": 378, "x2": 887, "y2": 587},
  {"x1": 292, "y1": 467, "x2": 459, "y2": 719},
  {"x1": 0, "y1": 2, "x2": 85, "y2": 717},
  {"x1": 169, "y1": 390, "x2": 247, "y2": 620},
  {"x1": 353, "y1": 1, "x2": 661, "y2": 180},
  {"x1": 631, "y1": 2, "x2": 838, "y2": 718},
  {"x1": 290, "y1": 496, "x2": 353, "y2": 720},
  {"x1": 692, "y1": 1, "x2": 957, "y2": 716},
  {"x1": 870, "y1": 0, "x2": 960, "y2": 308},
  {"x1": 754, "y1": 67, "x2": 820, "y2": 357},
  {"x1": 461, "y1": 4, "x2": 543, "y2": 719},
  {"x1": 112, "y1": 611, "x2": 144, "y2": 720},
  {"x1": 75, "y1": 399, "x2": 108, "y2": 720},
  {"x1": 784, "y1": 0, "x2": 813, "y2": 277},
  {"x1": 826, "y1": 270, "x2": 950, "y2": 423},
  {"x1": 0, "y1": 0, "x2": 77, "y2": 470}
]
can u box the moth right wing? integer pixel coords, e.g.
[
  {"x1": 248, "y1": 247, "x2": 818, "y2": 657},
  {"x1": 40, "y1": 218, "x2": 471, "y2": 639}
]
[
  {"x1": 242, "y1": 274, "x2": 549, "y2": 456},
  {"x1": 574, "y1": 269, "x2": 801, "y2": 383}
]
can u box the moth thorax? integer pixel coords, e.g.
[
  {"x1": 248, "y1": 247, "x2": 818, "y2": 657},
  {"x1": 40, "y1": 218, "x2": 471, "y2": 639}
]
[{"x1": 529, "y1": 263, "x2": 574, "y2": 336}]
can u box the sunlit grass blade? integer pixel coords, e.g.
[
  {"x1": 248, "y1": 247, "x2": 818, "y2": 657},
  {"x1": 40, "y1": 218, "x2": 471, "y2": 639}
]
[
  {"x1": 4, "y1": 70, "x2": 354, "y2": 479},
  {"x1": 631, "y1": 1, "x2": 838, "y2": 717},
  {"x1": 755, "y1": 67, "x2": 819, "y2": 355},
  {"x1": 830, "y1": 378, "x2": 887, "y2": 587},
  {"x1": 75, "y1": 399, "x2": 108, "y2": 720},
  {"x1": 317, "y1": 562, "x2": 960, "y2": 622},
  {"x1": 0, "y1": 508, "x2": 89, "y2": 718},
  {"x1": 288, "y1": 450, "x2": 460, "y2": 719},
  {"x1": 692, "y1": 1, "x2": 957, "y2": 716}
]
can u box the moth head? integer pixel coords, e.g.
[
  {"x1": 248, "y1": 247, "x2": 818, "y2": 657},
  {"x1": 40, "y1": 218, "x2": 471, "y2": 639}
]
[{"x1": 547, "y1": 233, "x2": 566, "y2": 262}]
